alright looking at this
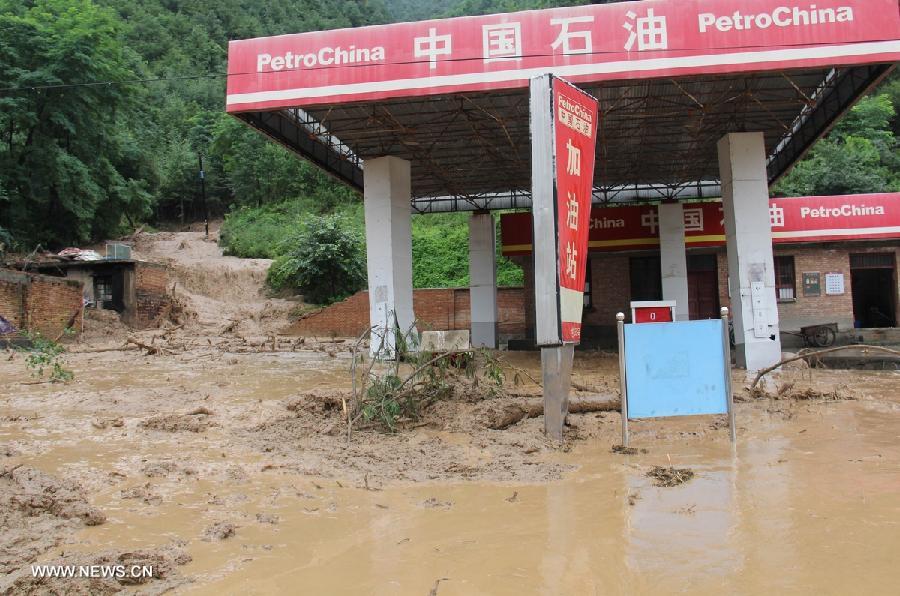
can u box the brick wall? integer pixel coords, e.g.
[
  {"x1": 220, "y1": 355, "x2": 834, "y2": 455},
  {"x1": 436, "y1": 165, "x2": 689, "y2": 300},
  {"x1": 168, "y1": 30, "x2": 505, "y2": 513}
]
[
  {"x1": 133, "y1": 262, "x2": 170, "y2": 328},
  {"x1": 0, "y1": 274, "x2": 25, "y2": 328},
  {"x1": 717, "y1": 251, "x2": 730, "y2": 312},
  {"x1": 716, "y1": 245, "x2": 899, "y2": 331},
  {"x1": 284, "y1": 287, "x2": 526, "y2": 339},
  {"x1": 583, "y1": 255, "x2": 632, "y2": 328},
  {"x1": 0, "y1": 269, "x2": 83, "y2": 337},
  {"x1": 772, "y1": 246, "x2": 854, "y2": 331},
  {"x1": 516, "y1": 242, "x2": 899, "y2": 343},
  {"x1": 277, "y1": 242, "x2": 898, "y2": 342}
]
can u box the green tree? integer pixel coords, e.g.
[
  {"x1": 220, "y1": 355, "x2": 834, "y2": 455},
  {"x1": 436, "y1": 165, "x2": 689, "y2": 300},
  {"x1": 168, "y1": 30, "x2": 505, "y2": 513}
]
[
  {"x1": 775, "y1": 94, "x2": 900, "y2": 196},
  {"x1": 266, "y1": 213, "x2": 366, "y2": 304},
  {"x1": 448, "y1": 0, "x2": 585, "y2": 17},
  {"x1": 0, "y1": 0, "x2": 153, "y2": 247}
]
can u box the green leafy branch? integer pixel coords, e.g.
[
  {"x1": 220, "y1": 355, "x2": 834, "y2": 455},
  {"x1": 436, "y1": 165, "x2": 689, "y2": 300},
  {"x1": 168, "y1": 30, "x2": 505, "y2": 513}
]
[{"x1": 16, "y1": 330, "x2": 74, "y2": 383}]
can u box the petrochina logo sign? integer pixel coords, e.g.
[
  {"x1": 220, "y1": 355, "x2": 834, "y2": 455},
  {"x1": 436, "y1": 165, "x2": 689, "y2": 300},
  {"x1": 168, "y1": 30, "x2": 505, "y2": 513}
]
[
  {"x1": 500, "y1": 194, "x2": 900, "y2": 256},
  {"x1": 799, "y1": 203, "x2": 886, "y2": 218},
  {"x1": 252, "y1": 4, "x2": 860, "y2": 74},
  {"x1": 227, "y1": 0, "x2": 900, "y2": 109},
  {"x1": 257, "y1": 46, "x2": 385, "y2": 71},
  {"x1": 699, "y1": 5, "x2": 854, "y2": 33}
]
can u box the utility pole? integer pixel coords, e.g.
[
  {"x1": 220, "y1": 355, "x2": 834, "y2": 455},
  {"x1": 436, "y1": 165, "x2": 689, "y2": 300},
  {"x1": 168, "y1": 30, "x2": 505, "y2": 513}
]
[{"x1": 199, "y1": 153, "x2": 209, "y2": 238}]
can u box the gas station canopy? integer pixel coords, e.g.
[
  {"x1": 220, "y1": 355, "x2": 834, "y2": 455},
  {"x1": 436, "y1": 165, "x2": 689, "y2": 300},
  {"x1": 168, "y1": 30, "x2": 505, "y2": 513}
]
[{"x1": 226, "y1": 0, "x2": 900, "y2": 211}]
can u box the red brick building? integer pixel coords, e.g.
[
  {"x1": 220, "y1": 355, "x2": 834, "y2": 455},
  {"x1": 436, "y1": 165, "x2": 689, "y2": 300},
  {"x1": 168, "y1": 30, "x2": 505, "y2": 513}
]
[
  {"x1": 503, "y1": 194, "x2": 900, "y2": 346},
  {"x1": 14, "y1": 259, "x2": 170, "y2": 330},
  {"x1": 286, "y1": 287, "x2": 526, "y2": 341},
  {"x1": 0, "y1": 269, "x2": 84, "y2": 338}
]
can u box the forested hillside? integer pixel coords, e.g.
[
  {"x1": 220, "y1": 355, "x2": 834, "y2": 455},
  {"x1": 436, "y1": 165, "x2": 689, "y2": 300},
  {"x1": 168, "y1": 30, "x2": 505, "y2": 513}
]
[{"x1": 1, "y1": 0, "x2": 898, "y2": 299}]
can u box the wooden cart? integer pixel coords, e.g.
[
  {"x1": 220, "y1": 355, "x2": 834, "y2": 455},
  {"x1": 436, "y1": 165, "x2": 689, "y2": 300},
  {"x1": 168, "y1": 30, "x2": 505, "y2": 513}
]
[{"x1": 793, "y1": 323, "x2": 838, "y2": 348}]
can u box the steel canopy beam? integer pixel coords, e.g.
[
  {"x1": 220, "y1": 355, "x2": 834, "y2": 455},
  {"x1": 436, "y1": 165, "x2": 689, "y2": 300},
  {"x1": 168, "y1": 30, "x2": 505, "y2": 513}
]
[
  {"x1": 767, "y1": 64, "x2": 894, "y2": 184},
  {"x1": 233, "y1": 63, "x2": 896, "y2": 213},
  {"x1": 235, "y1": 109, "x2": 364, "y2": 192}
]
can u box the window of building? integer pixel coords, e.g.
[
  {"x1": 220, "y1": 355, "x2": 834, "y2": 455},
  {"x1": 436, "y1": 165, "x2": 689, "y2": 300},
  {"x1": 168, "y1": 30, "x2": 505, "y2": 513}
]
[
  {"x1": 850, "y1": 253, "x2": 895, "y2": 269},
  {"x1": 774, "y1": 256, "x2": 796, "y2": 301},
  {"x1": 629, "y1": 256, "x2": 662, "y2": 301},
  {"x1": 94, "y1": 277, "x2": 113, "y2": 302}
]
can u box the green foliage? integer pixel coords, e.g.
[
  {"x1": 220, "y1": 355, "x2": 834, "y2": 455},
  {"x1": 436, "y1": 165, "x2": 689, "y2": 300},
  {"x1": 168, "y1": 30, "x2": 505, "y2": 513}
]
[
  {"x1": 352, "y1": 339, "x2": 504, "y2": 433},
  {"x1": 412, "y1": 213, "x2": 523, "y2": 288},
  {"x1": 385, "y1": 0, "x2": 457, "y2": 20},
  {"x1": 17, "y1": 331, "x2": 74, "y2": 382},
  {"x1": 0, "y1": 0, "x2": 153, "y2": 247},
  {"x1": 447, "y1": 0, "x2": 586, "y2": 17},
  {"x1": 220, "y1": 202, "x2": 309, "y2": 259},
  {"x1": 265, "y1": 214, "x2": 366, "y2": 304},
  {"x1": 775, "y1": 94, "x2": 900, "y2": 196},
  {"x1": 0, "y1": 226, "x2": 12, "y2": 256},
  {"x1": 4, "y1": 0, "x2": 898, "y2": 254},
  {"x1": 412, "y1": 213, "x2": 471, "y2": 288},
  {"x1": 221, "y1": 200, "x2": 524, "y2": 291}
]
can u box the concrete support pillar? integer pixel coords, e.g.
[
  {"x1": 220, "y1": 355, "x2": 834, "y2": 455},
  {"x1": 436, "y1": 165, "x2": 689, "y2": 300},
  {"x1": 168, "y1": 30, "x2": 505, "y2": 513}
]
[
  {"x1": 718, "y1": 133, "x2": 782, "y2": 371},
  {"x1": 658, "y1": 202, "x2": 690, "y2": 321},
  {"x1": 542, "y1": 344, "x2": 574, "y2": 442},
  {"x1": 469, "y1": 211, "x2": 498, "y2": 348},
  {"x1": 363, "y1": 156, "x2": 416, "y2": 357}
]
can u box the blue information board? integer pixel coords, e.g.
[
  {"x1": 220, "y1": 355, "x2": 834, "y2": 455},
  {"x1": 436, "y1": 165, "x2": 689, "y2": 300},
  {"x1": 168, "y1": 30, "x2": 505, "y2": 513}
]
[{"x1": 623, "y1": 319, "x2": 728, "y2": 419}]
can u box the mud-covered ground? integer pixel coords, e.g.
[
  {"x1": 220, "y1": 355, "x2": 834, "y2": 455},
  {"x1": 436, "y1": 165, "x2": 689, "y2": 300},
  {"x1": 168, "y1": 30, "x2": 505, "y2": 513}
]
[
  {"x1": 2, "y1": 339, "x2": 899, "y2": 594},
  {"x1": 2, "y1": 231, "x2": 898, "y2": 594}
]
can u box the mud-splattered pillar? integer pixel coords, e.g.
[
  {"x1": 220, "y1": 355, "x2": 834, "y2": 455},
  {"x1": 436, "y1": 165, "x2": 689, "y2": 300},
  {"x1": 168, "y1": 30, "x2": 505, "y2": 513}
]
[
  {"x1": 658, "y1": 202, "x2": 690, "y2": 321},
  {"x1": 469, "y1": 211, "x2": 498, "y2": 348},
  {"x1": 718, "y1": 132, "x2": 781, "y2": 371},
  {"x1": 363, "y1": 156, "x2": 417, "y2": 358}
]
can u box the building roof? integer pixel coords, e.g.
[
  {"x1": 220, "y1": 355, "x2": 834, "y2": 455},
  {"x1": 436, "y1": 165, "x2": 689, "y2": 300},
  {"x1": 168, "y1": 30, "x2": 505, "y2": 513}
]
[
  {"x1": 19, "y1": 259, "x2": 136, "y2": 272},
  {"x1": 226, "y1": 0, "x2": 900, "y2": 210}
]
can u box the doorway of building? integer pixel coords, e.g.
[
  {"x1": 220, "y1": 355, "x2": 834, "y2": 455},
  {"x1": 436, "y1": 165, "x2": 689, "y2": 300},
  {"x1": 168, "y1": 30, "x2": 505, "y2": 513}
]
[
  {"x1": 687, "y1": 254, "x2": 720, "y2": 320},
  {"x1": 850, "y1": 253, "x2": 897, "y2": 328},
  {"x1": 629, "y1": 256, "x2": 662, "y2": 301}
]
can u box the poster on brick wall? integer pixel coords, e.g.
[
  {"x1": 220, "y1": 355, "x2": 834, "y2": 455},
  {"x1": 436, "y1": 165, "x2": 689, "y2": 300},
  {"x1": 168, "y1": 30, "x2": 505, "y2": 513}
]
[
  {"x1": 803, "y1": 272, "x2": 821, "y2": 297},
  {"x1": 825, "y1": 273, "x2": 845, "y2": 295}
]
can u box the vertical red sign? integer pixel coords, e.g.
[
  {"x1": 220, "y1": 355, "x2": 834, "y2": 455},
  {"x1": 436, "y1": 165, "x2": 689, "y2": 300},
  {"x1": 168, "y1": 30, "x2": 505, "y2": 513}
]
[{"x1": 552, "y1": 78, "x2": 598, "y2": 343}]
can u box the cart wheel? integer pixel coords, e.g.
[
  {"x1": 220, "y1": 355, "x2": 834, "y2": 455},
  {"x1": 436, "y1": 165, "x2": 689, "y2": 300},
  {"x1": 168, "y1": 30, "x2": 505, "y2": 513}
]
[{"x1": 811, "y1": 327, "x2": 836, "y2": 348}]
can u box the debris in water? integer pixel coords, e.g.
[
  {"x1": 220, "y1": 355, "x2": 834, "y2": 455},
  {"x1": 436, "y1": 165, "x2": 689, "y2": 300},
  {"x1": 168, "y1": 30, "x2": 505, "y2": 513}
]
[
  {"x1": 647, "y1": 466, "x2": 695, "y2": 487},
  {"x1": 202, "y1": 521, "x2": 237, "y2": 541},
  {"x1": 429, "y1": 577, "x2": 449, "y2": 596},
  {"x1": 420, "y1": 497, "x2": 453, "y2": 509},
  {"x1": 255, "y1": 512, "x2": 279, "y2": 524},
  {"x1": 611, "y1": 445, "x2": 648, "y2": 455}
]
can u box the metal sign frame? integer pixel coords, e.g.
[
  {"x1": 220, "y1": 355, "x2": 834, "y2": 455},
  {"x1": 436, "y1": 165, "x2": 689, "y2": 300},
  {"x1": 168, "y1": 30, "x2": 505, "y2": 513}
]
[{"x1": 617, "y1": 307, "x2": 735, "y2": 446}]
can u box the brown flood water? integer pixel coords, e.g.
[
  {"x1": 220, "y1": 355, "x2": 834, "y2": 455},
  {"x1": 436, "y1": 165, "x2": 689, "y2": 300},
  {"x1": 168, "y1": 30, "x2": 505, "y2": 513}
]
[{"x1": 2, "y1": 349, "x2": 899, "y2": 594}]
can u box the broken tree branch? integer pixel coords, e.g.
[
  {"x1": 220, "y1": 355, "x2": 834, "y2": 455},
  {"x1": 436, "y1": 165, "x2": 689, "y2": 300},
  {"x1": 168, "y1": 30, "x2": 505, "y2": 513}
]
[
  {"x1": 482, "y1": 398, "x2": 620, "y2": 430},
  {"x1": 750, "y1": 344, "x2": 900, "y2": 390}
]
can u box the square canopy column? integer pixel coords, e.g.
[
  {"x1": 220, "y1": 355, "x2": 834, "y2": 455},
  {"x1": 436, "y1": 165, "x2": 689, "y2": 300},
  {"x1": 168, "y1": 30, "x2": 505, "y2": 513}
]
[
  {"x1": 363, "y1": 156, "x2": 416, "y2": 357},
  {"x1": 658, "y1": 202, "x2": 690, "y2": 321},
  {"x1": 469, "y1": 211, "x2": 498, "y2": 348},
  {"x1": 718, "y1": 133, "x2": 782, "y2": 371}
]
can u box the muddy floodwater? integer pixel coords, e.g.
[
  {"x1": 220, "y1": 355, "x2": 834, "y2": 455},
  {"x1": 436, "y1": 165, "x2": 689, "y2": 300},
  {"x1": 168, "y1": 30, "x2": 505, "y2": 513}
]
[{"x1": 2, "y1": 339, "x2": 898, "y2": 595}]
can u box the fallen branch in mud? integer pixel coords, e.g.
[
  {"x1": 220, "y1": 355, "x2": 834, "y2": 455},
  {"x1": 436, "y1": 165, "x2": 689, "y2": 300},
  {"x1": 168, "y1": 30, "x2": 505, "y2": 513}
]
[
  {"x1": 482, "y1": 398, "x2": 620, "y2": 430},
  {"x1": 345, "y1": 320, "x2": 507, "y2": 438},
  {"x1": 750, "y1": 344, "x2": 900, "y2": 390},
  {"x1": 68, "y1": 344, "x2": 139, "y2": 354},
  {"x1": 53, "y1": 307, "x2": 83, "y2": 342},
  {"x1": 126, "y1": 337, "x2": 173, "y2": 356}
]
